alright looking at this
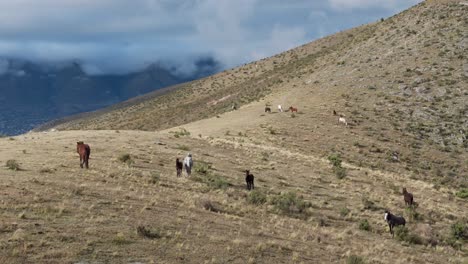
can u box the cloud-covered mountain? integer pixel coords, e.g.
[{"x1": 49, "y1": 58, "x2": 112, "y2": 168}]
[{"x1": 0, "y1": 57, "x2": 221, "y2": 135}]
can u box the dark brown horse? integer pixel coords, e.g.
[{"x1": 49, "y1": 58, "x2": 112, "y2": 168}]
[
  {"x1": 77, "y1": 141, "x2": 91, "y2": 169},
  {"x1": 403, "y1": 188, "x2": 414, "y2": 207},
  {"x1": 289, "y1": 106, "x2": 298, "y2": 113},
  {"x1": 245, "y1": 170, "x2": 254, "y2": 190}
]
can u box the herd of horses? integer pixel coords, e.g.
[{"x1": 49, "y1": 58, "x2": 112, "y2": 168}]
[
  {"x1": 263, "y1": 105, "x2": 348, "y2": 126},
  {"x1": 74, "y1": 104, "x2": 417, "y2": 238}
]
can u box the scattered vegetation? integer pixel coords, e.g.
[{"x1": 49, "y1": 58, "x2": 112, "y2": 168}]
[
  {"x1": 455, "y1": 188, "x2": 468, "y2": 199},
  {"x1": 172, "y1": 128, "x2": 191, "y2": 138},
  {"x1": 247, "y1": 190, "x2": 267, "y2": 205},
  {"x1": 340, "y1": 207, "x2": 350, "y2": 217},
  {"x1": 347, "y1": 255, "x2": 365, "y2": 264},
  {"x1": 394, "y1": 226, "x2": 423, "y2": 244},
  {"x1": 359, "y1": 219, "x2": 371, "y2": 231},
  {"x1": 271, "y1": 191, "x2": 311, "y2": 218},
  {"x1": 6, "y1": 160, "x2": 20, "y2": 171},
  {"x1": 118, "y1": 154, "x2": 133, "y2": 165},
  {"x1": 136, "y1": 225, "x2": 162, "y2": 239},
  {"x1": 328, "y1": 154, "x2": 347, "y2": 179}
]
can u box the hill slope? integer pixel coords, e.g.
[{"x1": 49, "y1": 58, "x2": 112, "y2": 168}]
[{"x1": 46, "y1": 0, "x2": 467, "y2": 186}]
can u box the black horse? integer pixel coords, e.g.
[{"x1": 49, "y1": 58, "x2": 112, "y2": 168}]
[
  {"x1": 245, "y1": 170, "x2": 254, "y2": 190},
  {"x1": 384, "y1": 210, "x2": 406, "y2": 237},
  {"x1": 265, "y1": 107, "x2": 271, "y2": 113}
]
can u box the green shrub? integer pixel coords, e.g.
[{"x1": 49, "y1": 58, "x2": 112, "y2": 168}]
[
  {"x1": 149, "y1": 172, "x2": 160, "y2": 184},
  {"x1": 333, "y1": 166, "x2": 347, "y2": 179},
  {"x1": 6, "y1": 160, "x2": 20, "y2": 171},
  {"x1": 450, "y1": 222, "x2": 467, "y2": 240},
  {"x1": 359, "y1": 219, "x2": 371, "y2": 231},
  {"x1": 340, "y1": 207, "x2": 350, "y2": 217},
  {"x1": 455, "y1": 188, "x2": 468, "y2": 199},
  {"x1": 328, "y1": 154, "x2": 342, "y2": 167},
  {"x1": 118, "y1": 154, "x2": 133, "y2": 165},
  {"x1": 362, "y1": 197, "x2": 379, "y2": 211},
  {"x1": 136, "y1": 225, "x2": 161, "y2": 239},
  {"x1": 205, "y1": 174, "x2": 230, "y2": 190},
  {"x1": 194, "y1": 162, "x2": 212, "y2": 174},
  {"x1": 347, "y1": 255, "x2": 365, "y2": 264},
  {"x1": 394, "y1": 226, "x2": 423, "y2": 244},
  {"x1": 247, "y1": 190, "x2": 267, "y2": 205},
  {"x1": 271, "y1": 191, "x2": 310, "y2": 218},
  {"x1": 405, "y1": 207, "x2": 423, "y2": 221},
  {"x1": 173, "y1": 128, "x2": 191, "y2": 138}
]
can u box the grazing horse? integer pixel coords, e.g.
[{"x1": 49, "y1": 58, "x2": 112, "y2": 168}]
[
  {"x1": 265, "y1": 107, "x2": 271, "y2": 113},
  {"x1": 76, "y1": 141, "x2": 91, "y2": 169},
  {"x1": 384, "y1": 210, "x2": 406, "y2": 237},
  {"x1": 245, "y1": 170, "x2": 254, "y2": 190},
  {"x1": 338, "y1": 116, "x2": 348, "y2": 126},
  {"x1": 176, "y1": 158, "x2": 183, "y2": 177},
  {"x1": 184, "y1": 153, "x2": 193, "y2": 177},
  {"x1": 289, "y1": 106, "x2": 298, "y2": 113},
  {"x1": 278, "y1": 105, "x2": 283, "y2": 112},
  {"x1": 402, "y1": 188, "x2": 414, "y2": 207}
]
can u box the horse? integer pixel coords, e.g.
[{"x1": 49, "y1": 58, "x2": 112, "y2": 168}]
[
  {"x1": 265, "y1": 107, "x2": 271, "y2": 113},
  {"x1": 76, "y1": 141, "x2": 91, "y2": 169},
  {"x1": 278, "y1": 105, "x2": 283, "y2": 112},
  {"x1": 384, "y1": 210, "x2": 406, "y2": 237},
  {"x1": 176, "y1": 158, "x2": 183, "y2": 177},
  {"x1": 289, "y1": 106, "x2": 298, "y2": 113},
  {"x1": 245, "y1": 170, "x2": 254, "y2": 190},
  {"x1": 338, "y1": 117, "x2": 348, "y2": 126},
  {"x1": 402, "y1": 188, "x2": 414, "y2": 207},
  {"x1": 184, "y1": 153, "x2": 193, "y2": 177}
]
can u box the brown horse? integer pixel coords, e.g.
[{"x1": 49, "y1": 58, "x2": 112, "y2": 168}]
[
  {"x1": 77, "y1": 141, "x2": 91, "y2": 169},
  {"x1": 289, "y1": 106, "x2": 298, "y2": 113}
]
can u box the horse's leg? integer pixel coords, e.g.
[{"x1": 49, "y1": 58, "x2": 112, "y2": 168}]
[
  {"x1": 80, "y1": 156, "x2": 83, "y2": 168},
  {"x1": 252, "y1": 181, "x2": 254, "y2": 190},
  {"x1": 85, "y1": 157, "x2": 89, "y2": 169}
]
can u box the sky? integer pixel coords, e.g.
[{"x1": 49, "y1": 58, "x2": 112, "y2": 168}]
[{"x1": 0, "y1": 0, "x2": 423, "y2": 75}]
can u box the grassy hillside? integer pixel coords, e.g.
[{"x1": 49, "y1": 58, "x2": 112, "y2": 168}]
[
  {"x1": 44, "y1": 0, "x2": 467, "y2": 186},
  {"x1": 4, "y1": 0, "x2": 467, "y2": 263},
  {"x1": 0, "y1": 131, "x2": 466, "y2": 263}
]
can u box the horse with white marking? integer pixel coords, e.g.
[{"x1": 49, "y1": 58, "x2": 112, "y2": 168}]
[{"x1": 384, "y1": 210, "x2": 406, "y2": 237}]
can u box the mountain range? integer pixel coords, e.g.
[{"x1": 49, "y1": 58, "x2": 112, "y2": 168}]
[{"x1": 0, "y1": 58, "x2": 220, "y2": 135}]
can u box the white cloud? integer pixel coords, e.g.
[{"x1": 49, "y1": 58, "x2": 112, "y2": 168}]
[
  {"x1": 328, "y1": 0, "x2": 422, "y2": 11},
  {"x1": 0, "y1": 0, "x2": 422, "y2": 74}
]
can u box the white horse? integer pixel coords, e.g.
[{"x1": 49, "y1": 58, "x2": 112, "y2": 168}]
[
  {"x1": 338, "y1": 117, "x2": 348, "y2": 126},
  {"x1": 278, "y1": 105, "x2": 283, "y2": 112}
]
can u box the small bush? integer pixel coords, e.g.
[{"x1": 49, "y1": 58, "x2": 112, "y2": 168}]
[
  {"x1": 347, "y1": 255, "x2": 365, "y2": 264},
  {"x1": 194, "y1": 162, "x2": 212, "y2": 174},
  {"x1": 149, "y1": 172, "x2": 160, "y2": 184},
  {"x1": 201, "y1": 200, "x2": 223, "y2": 213},
  {"x1": 136, "y1": 226, "x2": 161, "y2": 239},
  {"x1": 455, "y1": 188, "x2": 468, "y2": 199},
  {"x1": 394, "y1": 226, "x2": 423, "y2": 244},
  {"x1": 328, "y1": 154, "x2": 342, "y2": 167},
  {"x1": 359, "y1": 219, "x2": 371, "y2": 231},
  {"x1": 333, "y1": 166, "x2": 347, "y2": 179},
  {"x1": 362, "y1": 198, "x2": 379, "y2": 211},
  {"x1": 340, "y1": 207, "x2": 350, "y2": 217},
  {"x1": 205, "y1": 174, "x2": 230, "y2": 190},
  {"x1": 247, "y1": 190, "x2": 267, "y2": 205},
  {"x1": 173, "y1": 128, "x2": 190, "y2": 138},
  {"x1": 6, "y1": 160, "x2": 20, "y2": 171},
  {"x1": 405, "y1": 207, "x2": 423, "y2": 222},
  {"x1": 118, "y1": 154, "x2": 133, "y2": 165},
  {"x1": 271, "y1": 191, "x2": 310, "y2": 218},
  {"x1": 450, "y1": 222, "x2": 467, "y2": 240},
  {"x1": 176, "y1": 145, "x2": 190, "y2": 151},
  {"x1": 112, "y1": 233, "x2": 132, "y2": 245}
]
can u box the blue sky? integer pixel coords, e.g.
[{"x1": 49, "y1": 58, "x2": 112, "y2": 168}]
[{"x1": 0, "y1": 0, "x2": 422, "y2": 75}]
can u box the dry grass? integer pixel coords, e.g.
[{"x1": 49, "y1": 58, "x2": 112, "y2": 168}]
[{"x1": 4, "y1": 0, "x2": 467, "y2": 262}]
